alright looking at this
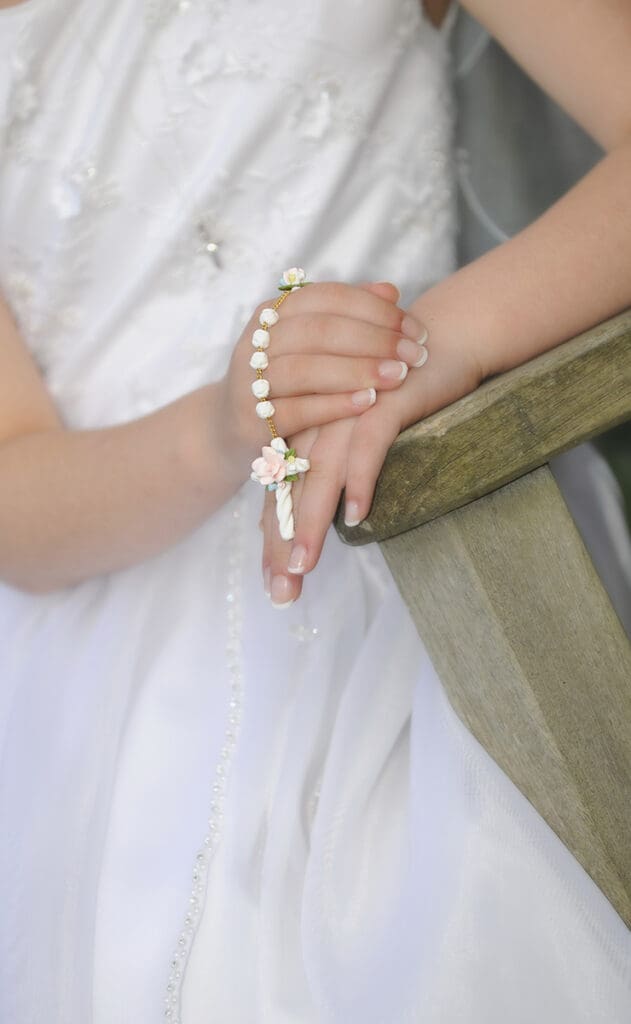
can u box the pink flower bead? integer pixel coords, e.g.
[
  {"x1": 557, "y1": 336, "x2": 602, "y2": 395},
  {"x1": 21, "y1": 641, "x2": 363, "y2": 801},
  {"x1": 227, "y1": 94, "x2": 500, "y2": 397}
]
[{"x1": 251, "y1": 446, "x2": 288, "y2": 485}]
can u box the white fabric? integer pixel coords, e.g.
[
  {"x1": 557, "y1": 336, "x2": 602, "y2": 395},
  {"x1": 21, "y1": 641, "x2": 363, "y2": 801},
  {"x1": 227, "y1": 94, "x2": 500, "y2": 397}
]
[{"x1": 0, "y1": 2, "x2": 629, "y2": 1022}]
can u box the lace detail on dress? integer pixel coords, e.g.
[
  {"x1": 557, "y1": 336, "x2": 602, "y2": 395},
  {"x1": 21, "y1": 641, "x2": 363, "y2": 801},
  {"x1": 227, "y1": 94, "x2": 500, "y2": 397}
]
[
  {"x1": 0, "y1": 0, "x2": 456, "y2": 411},
  {"x1": 2, "y1": 30, "x2": 41, "y2": 163},
  {"x1": 1, "y1": 154, "x2": 122, "y2": 368}
]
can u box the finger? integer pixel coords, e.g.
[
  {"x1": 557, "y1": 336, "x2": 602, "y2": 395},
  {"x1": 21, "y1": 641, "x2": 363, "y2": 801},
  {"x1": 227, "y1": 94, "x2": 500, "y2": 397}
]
[
  {"x1": 358, "y1": 281, "x2": 401, "y2": 304},
  {"x1": 265, "y1": 433, "x2": 323, "y2": 607},
  {"x1": 261, "y1": 425, "x2": 319, "y2": 607},
  {"x1": 261, "y1": 489, "x2": 276, "y2": 597},
  {"x1": 267, "y1": 352, "x2": 418, "y2": 398},
  {"x1": 268, "y1": 499, "x2": 304, "y2": 607},
  {"x1": 261, "y1": 483, "x2": 304, "y2": 606},
  {"x1": 343, "y1": 400, "x2": 402, "y2": 527},
  {"x1": 271, "y1": 387, "x2": 381, "y2": 437},
  {"x1": 285, "y1": 421, "x2": 354, "y2": 578},
  {"x1": 262, "y1": 281, "x2": 415, "y2": 335},
  {"x1": 270, "y1": 311, "x2": 428, "y2": 358}
]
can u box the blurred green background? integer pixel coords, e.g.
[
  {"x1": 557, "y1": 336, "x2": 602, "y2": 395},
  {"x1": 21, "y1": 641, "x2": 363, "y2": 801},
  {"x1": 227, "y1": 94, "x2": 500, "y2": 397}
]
[{"x1": 597, "y1": 424, "x2": 631, "y2": 529}]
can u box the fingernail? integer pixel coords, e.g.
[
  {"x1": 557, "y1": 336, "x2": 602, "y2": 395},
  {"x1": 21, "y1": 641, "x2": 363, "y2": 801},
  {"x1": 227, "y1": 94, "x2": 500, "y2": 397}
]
[
  {"x1": 414, "y1": 344, "x2": 429, "y2": 367},
  {"x1": 374, "y1": 281, "x2": 400, "y2": 300},
  {"x1": 263, "y1": 565, "x2": 271, "y2": 596},
  {"x1": 351, "y1": 387, "x2": 377, "y2": 408},
  {"x1": 396, "y1": 338, "x2": 427, "y2": 365},
  {"x1": 378, "y1": 359, "x2": 408, "y2": 382},
  {"x1": 401, "y1": 314, "x2": 428, "y2": 344},
  {"x1": 271, "y1": 574, "x2": 294, "y2": 609},
  {"x1": 288, "y1": 544, "x2": 307, "y2": 575},
  {"x1": 345, "y1": 500, "x2": 362, "y2": 527}
]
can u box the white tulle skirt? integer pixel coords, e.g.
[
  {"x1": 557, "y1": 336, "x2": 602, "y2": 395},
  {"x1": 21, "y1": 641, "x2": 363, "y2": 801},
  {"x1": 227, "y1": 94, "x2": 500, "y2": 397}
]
[{"x1": 1, "y1": 481, "x2": 629, "y2": 1024}]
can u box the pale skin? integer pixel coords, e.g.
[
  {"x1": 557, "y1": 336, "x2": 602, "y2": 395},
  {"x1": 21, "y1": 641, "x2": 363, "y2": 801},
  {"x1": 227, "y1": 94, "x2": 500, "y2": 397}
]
[
  {"x1": 0, "y1": 287, "x2": 424, "y2": 591},
  {"x1": 263, "y1": 0, "x2": 631, "y2": 606},
  {"x1": 0, "y1": 0, "x2": 630, "y2": 600}
]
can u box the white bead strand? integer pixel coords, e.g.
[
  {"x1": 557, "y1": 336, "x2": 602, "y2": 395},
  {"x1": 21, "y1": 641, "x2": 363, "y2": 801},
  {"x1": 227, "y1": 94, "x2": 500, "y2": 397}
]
[
  {"x1": 249, "y1": 276, "x2": 311, "y2": 543},
  {"x1": 163, "y1": 494, "x2": 247, "y2": 1021}
]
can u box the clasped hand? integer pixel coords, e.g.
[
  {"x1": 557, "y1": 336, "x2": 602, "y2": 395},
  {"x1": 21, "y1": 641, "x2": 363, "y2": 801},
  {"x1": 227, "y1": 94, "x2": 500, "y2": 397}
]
[{"x1": 222, "y1": 280, "x2": 483, "y2": 608}]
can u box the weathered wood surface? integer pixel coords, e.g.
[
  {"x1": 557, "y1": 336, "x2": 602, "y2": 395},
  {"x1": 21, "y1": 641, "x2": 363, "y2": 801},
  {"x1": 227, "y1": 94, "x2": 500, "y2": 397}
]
[
  {"x1": 380, "y1": 465, "x2": 631, "y2": 926},
  {"x1": 336, "y1": 310, "x2": 631, "y2": 545}
]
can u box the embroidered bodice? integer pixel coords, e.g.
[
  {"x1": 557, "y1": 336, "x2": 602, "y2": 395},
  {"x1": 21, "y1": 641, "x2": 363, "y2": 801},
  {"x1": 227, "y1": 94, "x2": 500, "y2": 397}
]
[{"x1": 0, "y1": 0, "x2": 455, "y2": 430}]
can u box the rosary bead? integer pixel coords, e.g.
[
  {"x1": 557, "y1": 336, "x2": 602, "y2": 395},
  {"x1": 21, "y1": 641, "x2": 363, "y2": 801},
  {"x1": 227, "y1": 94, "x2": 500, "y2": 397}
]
[
  {"x1": 252, "y1": 328, "x2": 270, "y2": 348},
  {"x1": 255, "y1": 400, "x2": 275, "y2": 419},
  {"x1": 250, "y1": 350, "x2": 269, "y2": 370},
  {"x1": 259, "y1": 307, "x2": 279, "y2": 327},
  {"x1": 251, "y1": 378, "x2": 270, "y2": 399}
]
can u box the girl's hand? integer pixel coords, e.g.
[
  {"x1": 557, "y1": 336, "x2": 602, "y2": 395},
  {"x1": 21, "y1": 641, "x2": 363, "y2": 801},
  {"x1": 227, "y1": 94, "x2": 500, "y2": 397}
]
[
  {"x1": 217, "y1": 281, "x2": 429, "y2": 481},
  {"x1": 261, "y1": 325, "x2": 484, "y2": 606},
  {"x1": 343, "y1": 326, "x2": 484, "y2": 527},
  {"x1": 261, "y1": 418, "x2": 354, "y2": 608}
]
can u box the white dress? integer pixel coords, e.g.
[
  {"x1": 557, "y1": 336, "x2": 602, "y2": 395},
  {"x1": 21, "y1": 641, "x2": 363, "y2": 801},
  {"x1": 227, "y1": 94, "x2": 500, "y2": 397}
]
[{"x1": 0, "y1": 2, "x2": 629, "y2": 1022}]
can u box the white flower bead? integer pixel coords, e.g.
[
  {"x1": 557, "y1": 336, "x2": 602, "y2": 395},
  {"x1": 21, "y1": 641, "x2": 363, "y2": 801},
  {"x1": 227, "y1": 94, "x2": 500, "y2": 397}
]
[
  {"x1": 270, "y1": 436, "x2": 288, "y2": 453},
  {"x1": 251, "y1": 378, "x2": 270, "y2": 399},
  {"x1": 249, "y1": 351, "x2": 269, "y2": 370},
  {"x1": 259, "y1": 308, "x2": 279, "y2": 328},
  {"x1": 252, "y1": 328, "x2": 270, "y2": 349},
  {"x1": 256, "y1": 400, "x2": 275, "y2": 419},
  {"x1": 282, "y1": 267, "x2": 306, "y2": 287}
]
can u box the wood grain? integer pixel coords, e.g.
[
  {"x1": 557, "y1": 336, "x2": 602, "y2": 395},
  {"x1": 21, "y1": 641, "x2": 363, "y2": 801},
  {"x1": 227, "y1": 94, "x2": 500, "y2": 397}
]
[
  {"x1": 336, "y1": 310, "x2": 631, "y2": 545},
  {"x1": 380, "y1": 465, "x2": 631, "y2": 925}
]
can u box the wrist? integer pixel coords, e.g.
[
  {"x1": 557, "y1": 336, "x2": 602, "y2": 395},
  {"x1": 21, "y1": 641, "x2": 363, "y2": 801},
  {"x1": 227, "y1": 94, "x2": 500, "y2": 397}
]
[
  {"x1": 183, "y1": 382, "x2": 251, "y2": 510},
  {"x1": 407, "y1": 264, "x2": 514, "y2": 385}
]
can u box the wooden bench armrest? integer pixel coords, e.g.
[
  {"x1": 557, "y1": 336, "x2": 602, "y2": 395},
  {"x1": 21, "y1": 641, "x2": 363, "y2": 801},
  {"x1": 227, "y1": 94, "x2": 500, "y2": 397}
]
[{"x1": 335, "y1": 310, "x2": 631, "y2": 545}]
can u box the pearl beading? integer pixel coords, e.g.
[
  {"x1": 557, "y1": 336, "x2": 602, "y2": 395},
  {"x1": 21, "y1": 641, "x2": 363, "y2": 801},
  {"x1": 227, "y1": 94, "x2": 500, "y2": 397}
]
[
  {"x1": 249, "y1": 272, "x2": 311, "y2": 541},
  {"x1": 163, "y1": 495, "x2": 246, "y2": 1021}
]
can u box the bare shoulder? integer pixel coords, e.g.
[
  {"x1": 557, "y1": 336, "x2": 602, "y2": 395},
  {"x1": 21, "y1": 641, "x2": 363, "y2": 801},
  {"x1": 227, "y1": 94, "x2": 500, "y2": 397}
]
[
  {"x1": 458, "y1": 0, "x2": 631, "y2": 150},
  {"x1": 0, "y1": 294, "x2": 62, "y2": 444},
  {"x1": 0, "y1": 1, "x2": 33, "y2": 8}
]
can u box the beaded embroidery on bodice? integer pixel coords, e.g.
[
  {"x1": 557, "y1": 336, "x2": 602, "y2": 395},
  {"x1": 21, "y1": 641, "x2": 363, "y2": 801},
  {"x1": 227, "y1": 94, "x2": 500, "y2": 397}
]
[{"x1": 0, "y1": 0, "x2": 455, "y2": 428}]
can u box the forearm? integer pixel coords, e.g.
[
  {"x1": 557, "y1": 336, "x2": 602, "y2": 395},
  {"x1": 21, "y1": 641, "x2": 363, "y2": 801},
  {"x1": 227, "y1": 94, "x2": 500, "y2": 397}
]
[
  {"x1": 409, "y1": 136, "x2": 631, "y2": 377},
  {"x1": 0, "y1": 384, "x2": 246, "y2": 593}
]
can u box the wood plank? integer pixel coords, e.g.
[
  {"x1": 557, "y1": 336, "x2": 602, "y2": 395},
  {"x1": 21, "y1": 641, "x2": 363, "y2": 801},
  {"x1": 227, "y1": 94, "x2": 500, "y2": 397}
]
[
  {"x1": 336, "y1": 310, "x2": 631, "y2": 545},
  {"x1": 381, "y1": 464, "x2": 631, "y2": 925}
]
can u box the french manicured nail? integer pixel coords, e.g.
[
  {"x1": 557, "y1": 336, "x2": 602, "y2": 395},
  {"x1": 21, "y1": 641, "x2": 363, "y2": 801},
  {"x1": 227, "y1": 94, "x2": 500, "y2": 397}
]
[
  {"x1": 401, "y1": 314, "x2": 428, "y2": 344},
  {"x1": 288, "y1": 544, "x2": 307, "y2": 575},
  {"x1": 378, "y1": 359, "x2": 408, "y2": 381},
  {"x1": 345, "y1": 501, "x2": 362, "y2": 527},
  {"x1": 263, "y1": 565, "x2": 271, "y2": 597},
  {"x1": 397, "y1": 338, "x2": 429, "y2": 368},
  {"x1": 396, "y1": 338, "x2": 427, "y2": 365},
  {"x1": 351, "y1": 387, "x2": 377, "y2": 408},
  {"x1": 271, "y1": 574, "x2": 294, "y2": 609}
]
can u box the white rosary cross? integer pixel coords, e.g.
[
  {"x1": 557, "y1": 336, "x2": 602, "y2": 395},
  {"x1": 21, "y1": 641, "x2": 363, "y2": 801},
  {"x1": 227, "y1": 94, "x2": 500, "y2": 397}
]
[{"x1": 250, "y1": 436, "x2": 310, "y2": 541}]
